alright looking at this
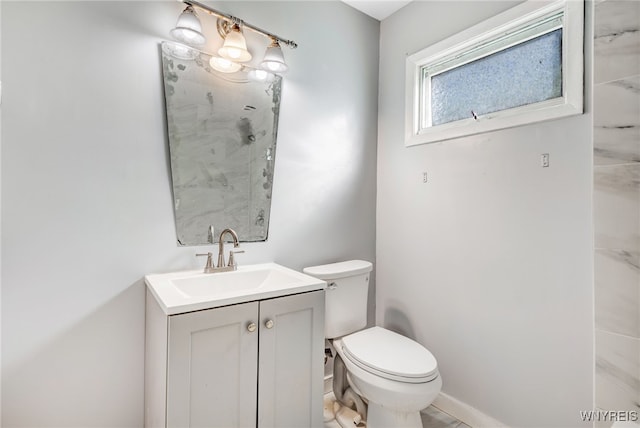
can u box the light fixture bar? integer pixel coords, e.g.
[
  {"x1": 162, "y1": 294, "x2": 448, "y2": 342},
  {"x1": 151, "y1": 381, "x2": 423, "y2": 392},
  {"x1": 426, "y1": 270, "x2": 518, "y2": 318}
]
[{"x1": 183, "y1": 0, "x2": 298, "y2": 49}]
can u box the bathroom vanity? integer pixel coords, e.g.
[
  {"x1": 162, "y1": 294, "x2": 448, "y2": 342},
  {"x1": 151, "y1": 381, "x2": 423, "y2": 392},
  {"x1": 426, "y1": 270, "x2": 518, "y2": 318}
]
[{"x1": 144, "y1": 263, "x2": 326, "y2": 428}]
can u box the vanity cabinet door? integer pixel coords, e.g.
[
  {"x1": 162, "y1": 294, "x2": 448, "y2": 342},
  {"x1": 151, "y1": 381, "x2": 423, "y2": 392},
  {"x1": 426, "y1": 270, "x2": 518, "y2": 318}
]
[
  {"x1": 167, "y1": 301, "x2": 259, "y2": 428},
  {"x1": 257, "y1": 290, "x2": 325, "y2": 428}
]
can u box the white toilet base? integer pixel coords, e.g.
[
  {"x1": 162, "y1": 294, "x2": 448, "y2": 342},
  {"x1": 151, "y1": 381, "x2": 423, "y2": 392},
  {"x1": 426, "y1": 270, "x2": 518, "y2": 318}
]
[{"x1": 367, "y1": 402, "x2": 423, "y2": 428}]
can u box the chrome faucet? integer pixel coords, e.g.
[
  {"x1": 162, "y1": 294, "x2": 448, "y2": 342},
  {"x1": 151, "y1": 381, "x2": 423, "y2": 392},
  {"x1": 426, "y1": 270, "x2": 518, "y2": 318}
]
[
  {"x1": 216, "y1": 228, "x2": 242, "y2": 268},
  {"x1": 196, "y1": 226, "x2": 244, "y2": 273}
]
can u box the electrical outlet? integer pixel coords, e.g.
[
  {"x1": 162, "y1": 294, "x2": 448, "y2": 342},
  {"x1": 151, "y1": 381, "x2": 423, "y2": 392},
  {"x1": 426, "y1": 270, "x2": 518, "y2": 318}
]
[
  {"x1": 541, "y1": 153, "x2": 550, "y2": 168},
  {"x1": 423, "y1": 172, "x2": 428, "y2": 183}
]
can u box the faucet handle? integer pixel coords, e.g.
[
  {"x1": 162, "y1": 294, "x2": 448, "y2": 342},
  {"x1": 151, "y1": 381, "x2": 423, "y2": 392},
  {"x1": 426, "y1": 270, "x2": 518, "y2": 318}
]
[
  {"x1": 228, "y1": 249, "x2": 245, "y2": 268},
  {"x1": 196, "y1": 252, "x2": 214, "y2": 273}
]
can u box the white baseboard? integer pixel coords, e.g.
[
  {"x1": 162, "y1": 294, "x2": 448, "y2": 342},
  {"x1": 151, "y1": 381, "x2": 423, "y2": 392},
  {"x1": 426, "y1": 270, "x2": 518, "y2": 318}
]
[{"x1": 430, "y1": 392, "x2": 509, "y2": 428}]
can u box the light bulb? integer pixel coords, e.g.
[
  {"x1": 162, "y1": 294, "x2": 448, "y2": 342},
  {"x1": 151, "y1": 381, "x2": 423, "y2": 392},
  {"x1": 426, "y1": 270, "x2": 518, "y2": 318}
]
[
  {"x1": 218, "y1": 25, "x2": 252, "y2": 62},
  {"x1": 226, "y1": 48, "x2": 242, "y2": 59}
]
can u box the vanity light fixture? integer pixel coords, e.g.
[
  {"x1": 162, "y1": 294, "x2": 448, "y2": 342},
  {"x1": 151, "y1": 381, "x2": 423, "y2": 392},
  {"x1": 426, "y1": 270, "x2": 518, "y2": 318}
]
[
  {"x1": 218, "y1": 23, "x2": 252, "y2": 62},
  {"x1": 170, "y1": 5, "x2": 206, "y2": 47},
  {"x1": 170, "y1": 0, "x2": 297, "y2": 74},
  {"x1": 260, "y1": 38, "x2": 288, "y2": 74}
]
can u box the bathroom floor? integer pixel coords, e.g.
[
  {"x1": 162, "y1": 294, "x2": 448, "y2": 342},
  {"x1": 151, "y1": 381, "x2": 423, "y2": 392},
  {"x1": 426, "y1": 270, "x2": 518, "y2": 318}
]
[
  {"x1": 323, "y1": 393, "x2": 470, "y2": 428},
  {"x1": 420, "y1": 406, "x2": 471, "y2": 428}
]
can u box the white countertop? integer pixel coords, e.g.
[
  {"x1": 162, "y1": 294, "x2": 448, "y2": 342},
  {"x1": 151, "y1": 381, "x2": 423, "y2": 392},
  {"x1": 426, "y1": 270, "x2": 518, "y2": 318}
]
[{"x1": 145, "y1": 262, "x2": 326, "y2": 315}]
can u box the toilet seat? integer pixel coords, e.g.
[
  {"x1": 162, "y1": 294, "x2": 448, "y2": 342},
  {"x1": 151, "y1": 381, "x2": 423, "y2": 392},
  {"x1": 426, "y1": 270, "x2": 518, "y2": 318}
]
[{"x1": 340, "y1": 327, "x2": 439, "y2": 384}]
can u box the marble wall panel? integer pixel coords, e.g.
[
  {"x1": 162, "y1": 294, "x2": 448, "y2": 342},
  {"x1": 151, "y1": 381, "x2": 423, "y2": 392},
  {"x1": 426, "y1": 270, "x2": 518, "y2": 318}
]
[
  {"x1": 595, "y1": 249, "x2": 640, "y2": 338},
  {"x1": 594, "y1": 164, "x2": 640, "y2": 252},
  {"x1": 594, "y1": 0, "x2": 640, "y2": 84},
  {"x1": 594, "y1": 0, "x2": 640, "y2": 417},
  {"x1": 593, "y1": 76, "x2": 640, "y2": 165},
  {"x1": 595, "y1": 330, "x2": 640, "y2": 412}
]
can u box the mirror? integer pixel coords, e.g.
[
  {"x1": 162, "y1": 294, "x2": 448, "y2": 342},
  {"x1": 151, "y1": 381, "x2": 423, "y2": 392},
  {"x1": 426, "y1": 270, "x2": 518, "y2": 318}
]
[{"x1": 160, "y1": 42, "x2": 281, "y2": 245}]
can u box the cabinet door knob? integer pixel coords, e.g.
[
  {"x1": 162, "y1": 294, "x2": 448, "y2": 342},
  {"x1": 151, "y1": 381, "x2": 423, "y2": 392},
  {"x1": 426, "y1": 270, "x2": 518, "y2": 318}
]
[
  {"x1": 247, "y1": 322, "x2": 257, "y2": 332},
  {"x1": 264, "y1": 319, "x2": 274, "y2": 329}
]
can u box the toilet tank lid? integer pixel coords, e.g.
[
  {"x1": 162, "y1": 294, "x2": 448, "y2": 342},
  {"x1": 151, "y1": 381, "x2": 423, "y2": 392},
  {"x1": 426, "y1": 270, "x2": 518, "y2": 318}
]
[{"x1": 303, "y1": 260, "x2": 372, "y2": 280}]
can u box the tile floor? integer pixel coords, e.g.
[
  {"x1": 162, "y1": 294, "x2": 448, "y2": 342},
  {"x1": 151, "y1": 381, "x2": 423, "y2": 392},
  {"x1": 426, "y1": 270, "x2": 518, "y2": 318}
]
[
  {"x1": 323, "y1": 393, "x2": 470, "y2": 428},
  {"x1": 421, "y1": 406, "x2": 471, "y2": 428}
]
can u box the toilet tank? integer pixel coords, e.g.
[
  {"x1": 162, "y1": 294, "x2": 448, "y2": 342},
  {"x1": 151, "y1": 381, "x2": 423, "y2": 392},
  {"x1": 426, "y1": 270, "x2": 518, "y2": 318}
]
[{"x1": 303, "y1": 260, "x2": 373, "y2": 339}]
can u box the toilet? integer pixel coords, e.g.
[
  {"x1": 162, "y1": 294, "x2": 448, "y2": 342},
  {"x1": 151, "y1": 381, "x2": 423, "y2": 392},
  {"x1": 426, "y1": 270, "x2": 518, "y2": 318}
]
[{"x1": 303, "y1": 260, "x2": 442, "y2": 428}]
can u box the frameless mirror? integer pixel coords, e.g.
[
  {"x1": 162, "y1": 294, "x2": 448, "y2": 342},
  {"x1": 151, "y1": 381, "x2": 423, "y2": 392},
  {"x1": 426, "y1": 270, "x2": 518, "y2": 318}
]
[{"x1": 160, "y1": 42, "x2": 281, "y2": 245}]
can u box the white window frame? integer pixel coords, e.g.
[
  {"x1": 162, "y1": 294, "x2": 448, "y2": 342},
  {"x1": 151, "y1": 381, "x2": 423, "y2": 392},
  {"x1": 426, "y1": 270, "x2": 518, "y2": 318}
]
[{"x1": 405, "y1": 0, "x2": 584, "y2": 147}]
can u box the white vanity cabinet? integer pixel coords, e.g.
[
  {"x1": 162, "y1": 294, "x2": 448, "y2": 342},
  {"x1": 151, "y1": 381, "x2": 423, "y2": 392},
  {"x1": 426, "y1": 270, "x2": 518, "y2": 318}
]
[{"x1": 145, "y1": 289, "x2": 325, "y2": 428}]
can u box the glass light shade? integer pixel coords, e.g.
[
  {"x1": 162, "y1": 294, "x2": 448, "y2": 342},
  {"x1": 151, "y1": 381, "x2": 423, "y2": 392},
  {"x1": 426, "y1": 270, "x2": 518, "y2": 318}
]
[
  {"x1": 260, "y1": 41, "x2": 288, "y2": 74},
  {"x1": 248, "y1": 69, "x2": 275, "y2": 82},
  {"x1": 170, "y1": 6, "x2": 206, "y2": 47},
  {"x1": 209, "y1": 56, "x2": 242, "y2": 73},
  {"x1": 218, "y1": 27, "x2": 252, "y2": 62}
]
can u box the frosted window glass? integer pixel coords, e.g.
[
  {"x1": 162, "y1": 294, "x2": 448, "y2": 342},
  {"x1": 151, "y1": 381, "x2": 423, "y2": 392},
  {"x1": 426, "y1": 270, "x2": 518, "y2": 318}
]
[{"x1": 430, "y1": 29, "x2": 563, "y2": 126}]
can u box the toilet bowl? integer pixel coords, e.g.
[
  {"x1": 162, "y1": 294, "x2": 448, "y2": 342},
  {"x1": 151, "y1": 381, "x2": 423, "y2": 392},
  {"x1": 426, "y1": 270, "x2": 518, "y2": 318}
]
[
  {"x1": 303, "y1": 261, "x2": 442, "y2": 428},
  {"x1": 334, "y1": 327, "x2": 442, "y2": 428}
]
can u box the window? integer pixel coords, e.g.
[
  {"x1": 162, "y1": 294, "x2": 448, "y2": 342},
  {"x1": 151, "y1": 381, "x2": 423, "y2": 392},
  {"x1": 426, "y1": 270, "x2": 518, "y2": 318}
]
[{"x1": 405, "y1": 0, "x2": 584, "y2": 147}]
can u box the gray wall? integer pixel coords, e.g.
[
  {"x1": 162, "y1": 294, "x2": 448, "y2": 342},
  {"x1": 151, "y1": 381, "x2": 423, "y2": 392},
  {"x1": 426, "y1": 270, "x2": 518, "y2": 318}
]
[
  {"x1": 593, "y1": 0, "x2": 640, "y2": 419},
  {"x1": 0, "y1": 2, "x2": 378, "y2": 426},
  {"x1": 376, "y1": 2, "x2": 594, "y2": 427}
]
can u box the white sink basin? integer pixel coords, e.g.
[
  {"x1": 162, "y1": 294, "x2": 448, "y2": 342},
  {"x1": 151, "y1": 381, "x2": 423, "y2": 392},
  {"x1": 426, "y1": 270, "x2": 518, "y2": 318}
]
[{"x1": 145, "y1": 263, "x2": 326, "y2": 315}]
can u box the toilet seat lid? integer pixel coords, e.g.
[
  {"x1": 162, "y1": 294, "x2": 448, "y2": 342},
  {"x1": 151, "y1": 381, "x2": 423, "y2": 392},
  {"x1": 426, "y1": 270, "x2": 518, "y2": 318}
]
[{"x1": 341, "y1": 327, "x2": 438, "y2": 383}]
